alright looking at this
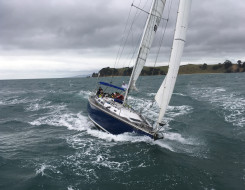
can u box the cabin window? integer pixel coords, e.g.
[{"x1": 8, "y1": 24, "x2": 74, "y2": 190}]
[{"x1": 130, "y1": 118, "x2": 141, "y2": 122}]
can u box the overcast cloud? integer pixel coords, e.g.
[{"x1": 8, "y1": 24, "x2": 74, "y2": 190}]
[{"x1": 0, "y1": 0, "x2": 244, "y2": 79}]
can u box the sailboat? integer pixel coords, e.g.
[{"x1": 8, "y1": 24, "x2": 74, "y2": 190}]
[{"x1": 87, "y1": 0, "x2": 192, "y2": 140}]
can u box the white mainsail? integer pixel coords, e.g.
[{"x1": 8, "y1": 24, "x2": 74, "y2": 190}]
[
  {"x1": 155, "y1": 0, "x2": 192, "y2": 124},
  {"x1": 129, "y1": 0, "x2": 166, "y2": 90}
]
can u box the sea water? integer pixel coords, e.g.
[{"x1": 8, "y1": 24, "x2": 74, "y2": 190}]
[{"x1": 0, "y1": 73, "x2": 244, "y2": 190}]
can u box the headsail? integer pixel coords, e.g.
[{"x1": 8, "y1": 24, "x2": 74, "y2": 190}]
[
  {"x1": 155, "y1": 0, "x2": 192, "y2": 123},
  {"x1": 129, "y1": 0, "x2": 166, "y2": 90}
]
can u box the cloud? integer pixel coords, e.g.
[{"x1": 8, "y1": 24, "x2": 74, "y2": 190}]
[
  {"x1": 0, "y1": 0, "x2": 131, "y2": 50},
  {"x1": 0, "y1": 0, "x2": 244, "y2": 79},
  {"x1": 186, "y1": 0, "x2": 245, "y2": 59}
]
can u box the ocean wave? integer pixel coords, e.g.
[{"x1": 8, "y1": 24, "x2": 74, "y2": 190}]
[
  {"x1": 64, "y1": 135, "x2": 108, "y2": 182},
  {"x1": 173, "y1": 92, "x2": 187, "y2": 96},
  {"x1": 163, "y1": 131, "x2": 194, "y2": 145},
  {"x1": 243, "y1": 169, "x2": 245, "y2": 182},
  {"x1": 128, "y1": 96, "x2": 193, "y2": 123},
  {"x1": 35, "y1": 163, "x2": 61, "y2": 177},
  {"x1": 0, "y1": 89, "x2": 29, "y2": 95},
  {"x1": 147, "y1": 92, "x2": 186, "y2": 97},
  {"x1": 78, "y1": 90, "x2": 92, "y2": 99},
  {"x1": 27, "y1": 105, "x2": 202, "y2": 161},
  {"x1": 191, "y1": 87, "x2": 245, "y2": 127},
  {"x1": 64, "y1": 127, "x2": 202, "y2": 183},
  {"x1": 30, "y1": 112, "x2": 90, "y2": 131},
  {"x1": 146, "y1": 93, "x2": 156, "y2": 97},
  {"x1": 67, "y1": 186, "x2": 76, "y2": 190},
  {"x1": 0, "y1": 97, "x2": 32, "y2": 106},
  {"x1": 166, "y1": 105, "x2": 193, "y2": 118},
  {"x1": 28, "y1": 93, "x2": 195, "y2": 155},
  {"x1": 73, "y1": 126, "x2": 197, "y2": 153},
  {"x1": 25, "y1": 101, "x2": 52, "y2": 111},
  {"x1": 65, "y1": 133, "x2": 156, "y2": 181}
]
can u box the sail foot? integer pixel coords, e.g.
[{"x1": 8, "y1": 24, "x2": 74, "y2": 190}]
[{"x1": 130, "y1": 81, "x2": 138, "y2": 91}]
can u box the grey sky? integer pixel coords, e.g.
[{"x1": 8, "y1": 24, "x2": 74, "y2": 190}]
[{"x1": 0, "y1": 0, "x2": 244, "y2": 79}]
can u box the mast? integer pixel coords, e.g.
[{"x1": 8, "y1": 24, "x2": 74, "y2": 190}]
[
  {"x1": 124, "y1": 0, "x2": 166, "y2": 103},
  {"x1": 155, "y1": 0, "x2": 192, "y2": 124}
]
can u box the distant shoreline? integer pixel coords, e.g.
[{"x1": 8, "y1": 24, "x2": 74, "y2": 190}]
[{"x1": 91, "y1": 60, "x2": 245, "y2": 77}]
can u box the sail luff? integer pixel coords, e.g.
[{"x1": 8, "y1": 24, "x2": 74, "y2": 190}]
[
  {"x1": 129, "y1": 0, "x2": 166, "y2": 91},
  {"x1": 124, "y1": 0, "x2": 166, "y2": 103},
  {"x1": 155, "y1": 0, "x2": 192, "y2": 124}
]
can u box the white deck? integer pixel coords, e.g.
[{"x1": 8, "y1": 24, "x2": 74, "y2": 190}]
[{"x1": 95, "y1": 97, "x2": 143, "y2": 124}]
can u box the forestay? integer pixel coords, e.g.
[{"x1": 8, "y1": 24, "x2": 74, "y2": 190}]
[
  {"x1": 130, "y1": 0, "x2": 166, "y2": 90},
  {"x1": 155, "y1": 0, "x2": 192, "y2": 123}
]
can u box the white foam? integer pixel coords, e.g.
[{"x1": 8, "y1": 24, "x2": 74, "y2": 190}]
[
  {"x1": 79, "y1": 90, "x2": 92, "y2": 99},
  {"x1": 86, "y1": 129, "x2": 177, "y2": 151},
  {"x1": 0, "y1": 97, "x2": 32, "y2": 106},
  {"x1": 67, "y1": 186, "x2": 75, "y2": 190},
  {"x1": 127, "y1": 96, "x2": 193, "y2": 125},
  {"x1": 163, "y1": 132, "x2": 194, "y2": 145},
  {"x1": 153, "y1": 140, "x2": 174, "y2": 151},
  {"x1": 147, "y1": 92, "x2": 187, "y2": 98},
  {"x1": 87, "y1": 130, "x2": 150, "y2": 142},
  {"x1": 146, "y1": 93, "x2": 156, "y2": 97},
  {"x1": 72, "y1": 126, "x2": 198, "y2": 154},
  {"x1": 63, "y1": 119, "x2": 204, "y2": 181},
  {"x1": 28, "y1": 92, "x2": 194, "y2": 155},
  {"x1": 30, "y1": 112, "x2": 91, "y2": 131},
  {"x1": 0, "y1": 89, "x2": 28, "y2": 95},
  {"x1": 35, "y1": 163, "x2": 61, "y2": 177},
  {"x1": 243, "y1": 169, "x2": 245, "y2": 182},
  {"x1": 36, "y1": 164, "x2": 47, "y2": 176},
  {"x1": 25, "y1": 101, "x2": 52, "y2": 111},
  {"x1": 166, "y1": 105, "x2": 193, "y2": 118},
  {"x1": 65, "y1": 132, "x2": 173, "y2": 178},
  {"x1": 173, "y1": 92, "x2": 187, "y2": 96},
  {"x1": 0, "y1": 100, "x2": 4, "y2": 105}
]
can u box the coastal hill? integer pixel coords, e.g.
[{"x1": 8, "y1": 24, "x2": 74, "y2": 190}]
[{"x1": 92, "y1": 60, "x2": 245, "y2": 77}]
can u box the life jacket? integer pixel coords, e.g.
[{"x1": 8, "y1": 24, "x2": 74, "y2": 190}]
[{"x1": 116, "y1": 94, "x2": 124, "y2": 100}]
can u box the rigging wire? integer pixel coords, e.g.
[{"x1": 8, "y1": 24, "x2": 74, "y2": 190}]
[
  {"x1": 110, "y1": 0, "x2": 144, "y2": 82},
  {"x1": 136, "y1": 0, "x2": 174, "y2": 112},
  {"x1": 122, "y1": 0, "x2": 151, "y2": 70},
  {"x1": 110, "y1": 0, "x2": 152, "y2": 110},
  {"x1": 137, "y1": 0, "x2": 160, "y2": 112},
  {"x1": 151, "y1": 0, "x2": 173, "y2": 75},
  {"x1": 125, "y1": 0, "x2": 153, "y2": 109},
  {"x1": 111, "y1": 0, "x2": 174, "y2": 113},
  {"x1": 109, "y1": 0, "x2": 135, "y2": 83},
  {"x1": 111, "y1": 0, "x2": 152, "y2": 83}
]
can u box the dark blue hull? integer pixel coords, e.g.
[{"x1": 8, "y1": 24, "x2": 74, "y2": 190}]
[{"x1": 87, "y1": 99, "x2": 154, "y2": 138}]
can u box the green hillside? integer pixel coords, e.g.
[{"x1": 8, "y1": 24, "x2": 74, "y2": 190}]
[{"x1": 92, "y1": 60, "x2": 245, "y2": 77}]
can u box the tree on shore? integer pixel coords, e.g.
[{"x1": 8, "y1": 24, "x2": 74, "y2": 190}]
[
  {"x1": 224, "y1": 60, "x2": 232, "y2": 69},
  {"x1": 92, "y1": 72, "x2": 98, "y2": 77},
  {"x1": 123, "y1": 67, "x2": 132, "y2": 76},
  {"x1": 237, "y1": 60, "x2": 242, "y2": 68},
  {"x1": 212, "y1": 63, "x2": 223, "y2": 70},
  {"x1": 200, "y1": 63, "x2": 207, "y2": 70}
]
